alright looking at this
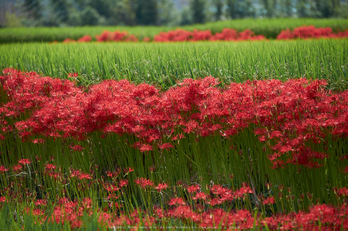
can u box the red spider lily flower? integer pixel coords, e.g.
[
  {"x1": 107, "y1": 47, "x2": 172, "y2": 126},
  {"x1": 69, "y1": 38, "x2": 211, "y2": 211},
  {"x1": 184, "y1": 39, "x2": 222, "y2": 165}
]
[
  {"x1": 68, "y1": 72, "x2": 79, "y2": 78},
  {"x1": 263, "y1": 196, "x2": 276, "y2": 205},
  {"x1": 168, "y1": 197, "x2": 186, "y2": 206},
  {"x1": 153, "y1": 206, "x2": 165, "y2": 218},
  {"x1": 32, "y1": 138, "x2": 44, "y2": 144},
  {"x1": 265, "y1": 182, "x2": 272, "y2": 190},
  {"x1": 139, "y1": 144, "x2": 153, "y2": 152},
  {"x1": 124, "y1": 167, "x2": 134, "y2": 174},
  {"x1": 119, "y1": 179, "x2": 128, "y2": 188},
  {"x1": 63, "y1": 38, "x2": 76, "y2": 43},
  {"x1": 12, "y1": 164, "x2": 22, "y2": 172},
  {"x1": 186, "y1": 184, "x2": 200, "y2": 193},
  {"x1": 143, "y1": 37, "x2": 151, "y2": 42},
  {"x1": 77, "y1": 35, "x2": 92, "y2": 42},
  {"x1": 149, "y1": 166, "x2": 155, "y2": 172},
  {"x1": 103, "y1": 183, "x2": 120, "y2": 192},
  {"x1": 70, "y1": 169, "x2": 82, "y2": 178},
  {"x1": 158, "y1": 143, "x2": 174, "y2": 150},
  {"x1": 336, "y1": 187, "x2": 348, "y2": 197},
  {"x1": 107, "y1": 194, "x2": 120, "y2": 200},
  {"x1": 155, "y1": 183, "x2": 168, "y2": 192},
  {"x1": 82, "y1": 198, "x2": 92, "y2": 208},
  {"x1": 234, "y1": 185, "x2": 253, "y2": 198},
  {"x1": 35, "y1": 199, "x2": 47, "y2": 206},
  {"x1": 106, "y1": 169, "x2": 121, "y2": 178},
  {"x1": 176, "y1": 180, "x2": 183, "y2": 186},
  {"x1": 70, "y1": 145, "x2": 85, "y2": 152},
  {"x1": 0, "y1": 197, "x2": 6, "y2": 202},
  {"x1": 44, "y1": 164, "x2": 56, "y2": 170},
  {"x1": 105, "y1": 171, "x2": 113, "y2": 177},
  {"x1": 18, "y1": 159, "x2": 31, "y2": 165},
  {"x1": 134, "y1": 177, "x2": 154, "y2": 188},
  {"x1": 0, "y1": 165, "x2": 8, "y2": 172},
  {"x1": 210, "y1": 185, "x2": 229, "y2": 195},
  {"x1": 78, "y1": 173, "x2": 92, "y2": 180},
  {"x1": 193, "y1": 192, "x2": 208, "y2": 200},
  {"x1": 28, "y1": 208, "x2": 44, "y2": 216},
  {"x1": 342, "y1": 166, "x2": 348, "y2": 173},
  {"x1": 207, "y1": 198, "x2": 223, "y2": 206}
]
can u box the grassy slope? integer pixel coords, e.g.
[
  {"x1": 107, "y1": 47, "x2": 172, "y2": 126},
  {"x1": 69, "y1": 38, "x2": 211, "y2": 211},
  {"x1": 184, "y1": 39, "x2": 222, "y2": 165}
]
[
  {"x1": 1, "y1": 39, "x2": 347, "y2": 90},
  {"x1": 1, "y1": 18, "x2": 348, "y2": 43}
]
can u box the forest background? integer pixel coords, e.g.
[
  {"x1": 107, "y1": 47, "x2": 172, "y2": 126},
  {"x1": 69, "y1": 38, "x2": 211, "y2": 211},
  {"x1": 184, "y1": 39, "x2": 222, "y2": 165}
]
[{"x1": 1, "y1": 0, "x2": 347, "y2": 28}]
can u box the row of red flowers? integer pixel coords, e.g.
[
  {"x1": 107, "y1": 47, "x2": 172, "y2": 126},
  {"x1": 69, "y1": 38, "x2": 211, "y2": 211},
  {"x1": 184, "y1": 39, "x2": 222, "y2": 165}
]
[
  {"x1": 1, "y1": 68, "x2": 348, "y2": 170},
  {"x1": 16, "y1": 195, "x2": 348, "y2": 230},
  {"x1": 61, "y1": 25, "x2": 348, "y2": 43},
  {"x1": 1, "y1": 157, "x2": 348, "y2": 230}
]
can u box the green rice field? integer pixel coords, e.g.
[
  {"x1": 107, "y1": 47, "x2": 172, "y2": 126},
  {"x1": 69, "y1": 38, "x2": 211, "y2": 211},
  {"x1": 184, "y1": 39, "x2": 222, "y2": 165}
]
[{"x1": 1, "y1": 39, "x2": 347, "y2": 90}]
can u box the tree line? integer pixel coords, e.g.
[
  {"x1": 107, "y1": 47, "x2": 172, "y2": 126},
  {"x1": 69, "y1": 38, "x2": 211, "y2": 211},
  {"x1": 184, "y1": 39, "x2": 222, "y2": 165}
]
[{"x1": 2, "y1": 0, "x2": 347, "y2": 27}]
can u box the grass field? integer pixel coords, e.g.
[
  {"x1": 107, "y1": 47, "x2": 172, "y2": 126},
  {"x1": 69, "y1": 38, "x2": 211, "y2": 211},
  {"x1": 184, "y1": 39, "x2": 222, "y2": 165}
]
[
  {"x1": 1, "y1": 39, "x2": 347, "y2": 90},
  {"x1": 1, "y1": 18, "x2": 348, "y2": 43}
]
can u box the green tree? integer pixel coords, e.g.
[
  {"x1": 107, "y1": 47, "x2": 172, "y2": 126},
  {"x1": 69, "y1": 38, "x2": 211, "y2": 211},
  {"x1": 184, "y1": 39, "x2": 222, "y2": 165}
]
[
  {"x1": 136, "y1": 0, "x2": 158, "y2": 25},
  {"x1": 226, "y1": 0, "x2": 238, "y2": 18},
  {"x1": 312, "y1": 0, "x2": 339, "y2": 17},
  {"x1": 89, "y1": 0, "x2": 113, "y2": 19},
  {"x1": 190, "y1": 0, "x2": 206, "y2": 24},
  {"x1": 332, "y1": 0, "x2": 341, "y2": 17},
  {"x1": 80, "y1": 6, "x2": 102, "y2": 26},
  {"x1": 227, "y1": 0, "x2": 255, "y2": 18},
  {"x1": 296, "y1": 0, "x2": 311, "y2": 17},
  {"x1": 74, "y1": 0, "x2": 90, "y2": 10},
  {"x1": 240, "y1": 0, "x2": 255, "y2": 18},
  {"x1": 283, "y1": 0, "x2": 293, "y2": 17},
  {"x1": 50, "y1": 0, "x2": 70, "y2": 24},
  {"x1": 180, "y1": 6, "x2": 193, "y2": 25},
  {"x1": 213, "y1": 0, "x2": 224, "y2": 21},
  {"x1": 23, "y1": 0, "x2": 42, "y2": 20},
  {"x1": 114, "y1": 0, "x2": 137, "y2": 25},
  {"x1": 158, "y1": 0, "x2": 179, "y2": 26},
  {"x1": 262, "y1": 0, "x2": 277, "y2": 17},
  {"x1": 5, "y1": 12, "x2": 23, "y2": 27}
]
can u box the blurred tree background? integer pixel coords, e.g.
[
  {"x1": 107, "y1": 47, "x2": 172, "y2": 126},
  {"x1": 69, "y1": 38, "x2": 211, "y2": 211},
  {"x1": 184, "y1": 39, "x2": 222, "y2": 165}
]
[{"x1": 0, "y1": 0, "x2": 347, "y2": 28}]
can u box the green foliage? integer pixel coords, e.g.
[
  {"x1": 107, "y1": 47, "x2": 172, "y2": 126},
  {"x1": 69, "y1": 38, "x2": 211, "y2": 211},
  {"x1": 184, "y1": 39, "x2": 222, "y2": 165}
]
[
  {"x1": 158, "y1": 0, "x2": 180, "y2": 26},
  {"x1": 23, "y1": 0, "x2": 42, "y2": 21},
  {"x1": 80, "y1": 6, "x2": 103, "y2": 26},
  {"x1": 89, "y1": 0, "x2": 113, "y2": 19},
  {"x1": 114, "y1": 0, "x2": 137, "y2": 26},
  {"x1": 213, "y1": 0, "x2": 224, "y2": 21},
  {"x1": 226, "y1": 0, "x2": 256, "y2": 18},
  {"x1": 283, "y1": 0, "x2": 294, "y2": 17},
  {"x1": 136, "y1": 0, "x2": 158, "y2": 25},
  {"x1": 190, "y1": 0, "x2": 206, "y2": 24},
  {"x1": 4, "y1": 12, "x2": 23, "y2": 28},
  {"x1": 50, "y1": 0, "x2": 70, "y2": 25},
  {"x1": 180, "y1": 6, "x2": 193, "y2": 25},
  {"x1": 0, "y1": 39, "x2": 347, "y2": 91},
  {"x1": 1, "y1": 18, "x2": 348, "y2": 43}
]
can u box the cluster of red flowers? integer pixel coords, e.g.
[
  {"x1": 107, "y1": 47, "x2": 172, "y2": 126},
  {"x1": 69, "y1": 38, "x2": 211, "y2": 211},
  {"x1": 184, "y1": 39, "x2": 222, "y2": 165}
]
[
  {"x1": 1, "y1": 150, "x2": 348, "y2": 229},
  {"x1": 18, "y1": 190, "x2": 348, "y2": 230},
  {"x1": 63, "y1": 30, "x2": 138, "y2": 43},
  {"x1": 0, "y1": 165, "x2": 345, "y2": 230},
  {"x1": 59, "y1": 26, "x2": 348, "y2": 44},
  {"x1": 1, "y1": 68, "x2": 348, "y2": 169},
  {"x1": 95, "y1": 30, "x2": 139, "y2": 42},
  {"x1": 277, "y1": 25, "x2": 348, "y2": 40},
  {"x1": 153, "y1": 28, "x2": 266, "y2": 42}
]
